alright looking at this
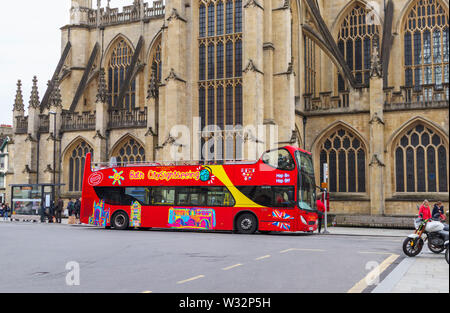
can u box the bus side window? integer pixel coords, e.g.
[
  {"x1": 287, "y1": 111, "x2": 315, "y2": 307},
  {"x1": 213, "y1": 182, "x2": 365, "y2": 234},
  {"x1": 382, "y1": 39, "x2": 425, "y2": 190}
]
[
  {"x1": 206, "y1": 187, "x2": 235, "y2": 207},
  {"x1": 151, "y1": 187, "x2": 175, "y2": 206},
  {"x1": 262, "y1": 148, "x2": 295, "y2": 171}
]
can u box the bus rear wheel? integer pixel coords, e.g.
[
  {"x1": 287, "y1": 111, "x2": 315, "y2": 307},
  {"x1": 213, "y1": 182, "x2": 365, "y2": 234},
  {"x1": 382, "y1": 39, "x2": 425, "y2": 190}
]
[
  {"x1": 111, "y1": 211, "x2": 129, "y2": 230},
  {"x1": 236, "y1": 213, "x2": 258, "y2": 234}
]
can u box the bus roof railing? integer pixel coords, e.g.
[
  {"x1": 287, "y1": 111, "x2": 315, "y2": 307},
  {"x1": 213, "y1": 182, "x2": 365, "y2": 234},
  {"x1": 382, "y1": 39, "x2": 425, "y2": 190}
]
[{"x1": 91, "y1": 159, "x2": 259, "y2": 170}]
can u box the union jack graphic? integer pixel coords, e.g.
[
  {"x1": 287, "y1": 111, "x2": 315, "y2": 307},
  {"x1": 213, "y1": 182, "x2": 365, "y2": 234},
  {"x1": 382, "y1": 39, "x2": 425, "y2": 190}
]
[
  {"x1": 272, "y1": 222, "x2": 291, "y2": 230},
  {"x1": 272, "y1": 210, "x2": 294, "y2": 220}
]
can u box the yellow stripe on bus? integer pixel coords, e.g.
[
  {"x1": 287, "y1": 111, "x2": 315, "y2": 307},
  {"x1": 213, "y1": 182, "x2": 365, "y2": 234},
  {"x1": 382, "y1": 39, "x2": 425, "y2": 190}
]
[{"x1": 209, "y1": 165, "x2": 265, "y2": 208}]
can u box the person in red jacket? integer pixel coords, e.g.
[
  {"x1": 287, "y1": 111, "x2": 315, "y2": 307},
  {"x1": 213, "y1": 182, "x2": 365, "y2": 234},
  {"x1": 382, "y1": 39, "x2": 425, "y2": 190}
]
[
  {"x1": 418, "y1": 200, "x2": 432, "y2": 220},
  {"x1": 316, "y1": 198, "x2": 326, "y2": 233}
]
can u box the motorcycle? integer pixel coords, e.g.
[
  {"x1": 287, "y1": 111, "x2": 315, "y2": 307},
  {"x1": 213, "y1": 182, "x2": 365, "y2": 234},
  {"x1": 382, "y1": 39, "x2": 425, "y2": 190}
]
[
  {"x1": 429, "y1": 209, "x2": 449, "y2": 253},
  {"x1": 445, "y1": 241, "x2": 449, "y2": 264},
  {"x1": 428, "y1": 219, "x2": 449, "y2": 254},
  {"x1": 403, "y1": 218, "x2": 449, "y2": 257}
]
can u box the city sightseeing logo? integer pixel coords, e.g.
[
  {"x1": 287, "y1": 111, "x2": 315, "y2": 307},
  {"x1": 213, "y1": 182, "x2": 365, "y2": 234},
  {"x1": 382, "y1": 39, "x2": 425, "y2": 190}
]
[
  {"x1": 147, "y1": 166, "x2": 215, "y2": 183},
  {"x1": 109, "y1": 169, "x2": 125, "y2": 185}
]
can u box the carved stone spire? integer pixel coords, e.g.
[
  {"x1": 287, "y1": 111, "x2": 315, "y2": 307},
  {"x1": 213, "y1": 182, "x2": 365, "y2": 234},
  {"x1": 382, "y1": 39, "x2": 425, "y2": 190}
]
[
  {"x1": 49, "y1": 78, "x2": 62, "y2": 108},
  {"x1": 96, "y1": 68, "x2": 108, "y2": 103},
  {"x1": 147, "y1": 62, "x2": 159, "y2": 99},
  {"x1": 13, "y1": 80, "x2": 24, "y2": 112},
  {"x1": 370, "y1": 39, "x2": 382, "y2": 78},
  {"x1": 29, "y1": 76, "x2": 40, "y2": 109}
]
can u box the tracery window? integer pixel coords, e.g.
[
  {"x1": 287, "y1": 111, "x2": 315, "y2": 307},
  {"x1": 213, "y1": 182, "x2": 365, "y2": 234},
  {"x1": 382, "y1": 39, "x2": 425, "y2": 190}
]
[
  {"x1": 403, "y1": 0, "x2": 449, "y2": 89},
  {"x1": 304, "y1": 36, "x2": 317, "y2": 96},
  {"x1": 199, "y1": 0, "x2": 243, "y2": 160},
  {"x1": 69, "y1": 141, "x2": 93, "y2": 192},
  {"x1": 337, "y1": 4, "x2": 381, "y2": 89},
  {"x1": 394, "y1": 123, "x2": 448, "y2": 193},
  {"x1": 149, "y1": 38, "x2": 162, "y2": 84},
  {"x1": 319, "y1": 128, "x2": 366, "y2": 193},
  {"x1": 113, "y1": 137, "x2": 146, "y2": 164},
  {"x1": 107, "y1": 39, "x2": 136, "y2": 110}
]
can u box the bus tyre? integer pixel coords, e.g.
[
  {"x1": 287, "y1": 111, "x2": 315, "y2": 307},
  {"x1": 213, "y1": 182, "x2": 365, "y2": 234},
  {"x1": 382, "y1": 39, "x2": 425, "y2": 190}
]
[
  {"x1": 236, "y1": 213, "x2": 258, "y2": 234},
  {"x1": 111, "y1": 211, "x2": 129, "y2": 230}
]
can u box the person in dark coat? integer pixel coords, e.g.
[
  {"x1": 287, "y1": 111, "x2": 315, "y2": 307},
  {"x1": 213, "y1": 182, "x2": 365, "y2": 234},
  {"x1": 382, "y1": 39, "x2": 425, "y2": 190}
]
[
  {"x1": 55, "y1": 198, "x2": 64, "y2": 223},
  {"x1": 67, "y1": 199, "x2": 74, "y2": 217},
  {"x1": 74, "y1": 199, "x2": 81, "y2": 221},
  {"x1": 432, "y1": 201, "x2": 445, "y2": 221}
]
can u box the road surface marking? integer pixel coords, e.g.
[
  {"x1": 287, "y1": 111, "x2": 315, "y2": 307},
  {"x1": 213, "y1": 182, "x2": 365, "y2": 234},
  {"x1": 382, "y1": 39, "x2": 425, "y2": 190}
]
[
  {"x1": 280, "y1": 248, "x2": 325, "y2": 253},
  {"x1": 255, "y1": 255, "x2": 271, "y2": 261},
  {"x1": 358, "y1": 251, "x2": 395, "y2": 256},
  {"x1": 177, "y1": 275, "x2": 205, "y2": 285},
  {"x1": 142, "y1": 291, "x2": 153, "y2": 293},
  {"x1": 347, "y1": 254, "x2": 400, "y2": 293},
  {"x1": 222, "y1": 263, "x2": 243, "y2": 271}
]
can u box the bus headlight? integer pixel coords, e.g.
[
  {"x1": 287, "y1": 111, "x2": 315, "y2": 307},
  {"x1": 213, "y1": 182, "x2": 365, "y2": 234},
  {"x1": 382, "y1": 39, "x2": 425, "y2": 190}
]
[{"x1": 300, "y1": 216, "x2": 307, "y2": 225}]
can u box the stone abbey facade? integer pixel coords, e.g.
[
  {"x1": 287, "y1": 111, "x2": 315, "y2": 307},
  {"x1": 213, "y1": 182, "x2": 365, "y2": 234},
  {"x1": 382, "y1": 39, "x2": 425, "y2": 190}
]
[{"x1": 8, "y1": 0, "x2": 449, "y2": 217}]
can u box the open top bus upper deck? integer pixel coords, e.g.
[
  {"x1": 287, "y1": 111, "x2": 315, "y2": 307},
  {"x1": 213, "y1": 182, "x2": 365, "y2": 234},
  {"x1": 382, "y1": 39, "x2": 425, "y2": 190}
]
[{"x1": 84, "y1": 146, "x2": 313, "y2": 189}]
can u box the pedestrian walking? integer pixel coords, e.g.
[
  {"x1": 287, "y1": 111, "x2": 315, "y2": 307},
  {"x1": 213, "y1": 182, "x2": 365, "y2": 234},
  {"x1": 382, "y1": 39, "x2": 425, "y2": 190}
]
[
  {"x1": 55, "y1": 198, "x2": 64, "y2": 223},
  {"x1": 2, "y1": 203, "x2": 9, "y2": 221},
  {"x1": 67, "y1": 199, "x2": 74, "y2": 217},
  {"x1": 316, "y1": 197, "x2": 325, "y2": 233},
  {"x1": 48, "y1": 200, "x2": 56, "y2": 223},
  {"x1": 74, "y1": 198, "x2": 81, "y2": 223},
  {"x1": 67, "y1": 199, "x2": 76, "y2": 225}
]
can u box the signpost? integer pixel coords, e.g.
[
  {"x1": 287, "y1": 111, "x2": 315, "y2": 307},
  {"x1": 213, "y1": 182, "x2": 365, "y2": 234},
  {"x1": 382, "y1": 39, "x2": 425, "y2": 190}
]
[{"x1": 322, "y1": 164, "x2": 329, "y2": 234}]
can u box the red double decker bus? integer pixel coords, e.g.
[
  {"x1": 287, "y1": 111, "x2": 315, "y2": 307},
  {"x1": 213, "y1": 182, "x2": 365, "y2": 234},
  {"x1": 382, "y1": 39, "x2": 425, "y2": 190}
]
[{"x1": 80, "y1": 146, "x2": 319, "y2": 234}]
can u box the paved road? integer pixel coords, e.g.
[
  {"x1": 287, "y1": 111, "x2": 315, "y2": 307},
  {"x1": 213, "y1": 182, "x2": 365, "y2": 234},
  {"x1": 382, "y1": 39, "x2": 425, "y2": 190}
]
[{"x1": 0, "y1": 222, "x2": 404, "y2": 293}]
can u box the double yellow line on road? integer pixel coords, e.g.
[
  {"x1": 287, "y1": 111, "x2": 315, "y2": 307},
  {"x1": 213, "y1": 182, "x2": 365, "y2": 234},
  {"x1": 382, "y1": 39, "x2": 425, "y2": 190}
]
[{"x1": 347, "y1": 254, "x2": 400, "y2": 293}]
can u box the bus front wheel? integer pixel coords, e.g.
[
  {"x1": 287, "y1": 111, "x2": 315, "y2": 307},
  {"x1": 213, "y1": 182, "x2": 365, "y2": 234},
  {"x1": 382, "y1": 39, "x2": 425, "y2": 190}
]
[
  {"x1": 236, "y1": 213, "x2": 258, "y2": 234},
  {"x1": 111, "y1": 211, "x2": 129, "y2": 230}
]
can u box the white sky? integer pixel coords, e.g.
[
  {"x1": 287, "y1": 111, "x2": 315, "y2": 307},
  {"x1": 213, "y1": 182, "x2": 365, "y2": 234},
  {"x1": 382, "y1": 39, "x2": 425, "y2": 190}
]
[{"x1": 0, "y1": 0, "x2": 134, "y2": 125}]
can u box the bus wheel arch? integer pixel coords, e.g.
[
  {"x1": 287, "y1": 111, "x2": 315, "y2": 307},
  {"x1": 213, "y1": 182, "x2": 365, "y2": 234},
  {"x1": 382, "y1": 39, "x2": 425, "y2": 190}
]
[
  {"x1": 234, "y1": 211, "x2": 259, "y2": 234},
  {"x1": 111, "y1": 210, "x2": 129, "y2": 230}
]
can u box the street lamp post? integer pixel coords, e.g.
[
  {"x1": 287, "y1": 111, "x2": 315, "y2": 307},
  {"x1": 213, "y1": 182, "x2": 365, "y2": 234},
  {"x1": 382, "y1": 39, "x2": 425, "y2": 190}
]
[{"x1": 49, "y1": 112, "x2": 57, "y2": 202}]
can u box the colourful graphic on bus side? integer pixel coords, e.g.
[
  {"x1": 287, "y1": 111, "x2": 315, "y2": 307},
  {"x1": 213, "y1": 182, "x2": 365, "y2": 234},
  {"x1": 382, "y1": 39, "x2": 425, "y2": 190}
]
[
  {"x1": 272, "y1": 209, "x2": 294, "y2": 220},
  {"x1": 272, "y1": 221, "x2": 291, "y2": 230},
  {"x1": 168, "y1": 208, "x2": 216, "y2": 230},
  {"x1": 89, "y1": 200, "x2": 110, "y2": 227},
  {"x1": 109, "y1": 169, "x2": 125, "y2": 185},
  {"x1": 130, "y1": 201, "x2": 142, "y2": 227}
]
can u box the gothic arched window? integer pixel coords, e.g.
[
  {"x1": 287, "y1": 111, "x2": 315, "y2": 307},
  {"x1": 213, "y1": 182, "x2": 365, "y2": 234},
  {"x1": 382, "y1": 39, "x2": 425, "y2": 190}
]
[
  {"x1": 199, "y1": 0, "x2": 243, "y2": 160},
  {"x1": 319, "y1": 128, "x2": 367, "y2": 193},
  {"x1": 149, "y1": 37, "x2": 162, "y2": 84},
  {"x1": 113, "y1": 137, "x2": 145, "y2": 164},
  {"x1": 107, "y1": 39, "x2": 136, "y2": 110},
  {"x1": 337, "y1": 4, "x2": 381, "y2": 88},
  {"x1": 68, "y1": 141, "x2": 93, "y2": 192},
  {"x1": 403, "y1": 0, "x2": 449, "y2": 89},
  {"x1": 394, "y1": 123, "x2": 448, "y2": 193},
  {"x1": 304, "y1": 36, "x2": 317, "y2": 97}
]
